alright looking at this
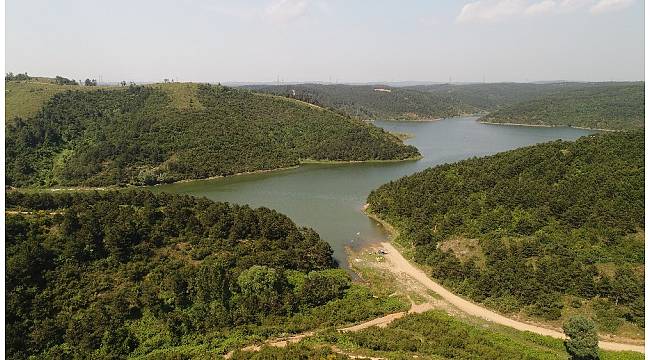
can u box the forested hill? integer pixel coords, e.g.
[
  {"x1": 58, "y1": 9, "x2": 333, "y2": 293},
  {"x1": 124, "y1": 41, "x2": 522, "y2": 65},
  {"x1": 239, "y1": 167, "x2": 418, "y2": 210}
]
[
  {"x1": 406, "y1": 82, "x2": 641, "y2": 112},
  {"x1": 6, "y1": 81, "x2": 419, "y2": 187},
  {"x1": 480, "y1": 83, "x2": 644, "y2": 130},
  {"x1": 243, "y1": 84, "x2": 479, "y2": 120},
  {"x1": 244, "y1": 82, "x2": 644, "y2": 129},
  {"x1": 6, "y1": 191, "x2": 401, "y2": 359},
  {"x1": 367, "y1": 131, "x2": 644, "y2": 334}
]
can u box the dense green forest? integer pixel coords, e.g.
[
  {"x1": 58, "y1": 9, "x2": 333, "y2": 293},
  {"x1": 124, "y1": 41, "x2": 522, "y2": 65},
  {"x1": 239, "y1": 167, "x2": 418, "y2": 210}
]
[
  {"x1": 246, "y1": 82, "x2": 644, "y2": 130},
  {"x1": 367, "y1": 131, "x2": 644, "y2": 333},
  {"x1": 481, "y1": 83, "x2": 644, "y2": 130},
  {"x1": 244, "y1": 84, "x2": 479, "y2": 120},
  {"x1": 6, "y1": 82, "x2": 419, "y2": 187},
  {"x1": 406, "y1": 82, "x2": 618, "y2": 111},
  {"x1": 6, "y1": 191, "x2": 405, "y2": 359}
]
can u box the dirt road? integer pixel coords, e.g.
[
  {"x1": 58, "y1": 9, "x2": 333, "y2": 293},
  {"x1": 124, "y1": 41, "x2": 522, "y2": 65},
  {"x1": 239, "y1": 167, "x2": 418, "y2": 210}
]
[
  {"x1": 379, "y1": 241, "x2": 645, "y2": 354},
  {"x1": 224, "y1": 299, "x2": 433, "y2": 358}
]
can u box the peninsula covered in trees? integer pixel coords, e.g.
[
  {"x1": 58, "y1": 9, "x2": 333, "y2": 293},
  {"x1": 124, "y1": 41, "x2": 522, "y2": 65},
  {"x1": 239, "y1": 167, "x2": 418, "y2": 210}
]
[
  {"x1": 6, "y1": 80, "x2": 419, "y2": 188},
  {"x1": 367, "y1": 131, "x2": 644, "y2": 335}
]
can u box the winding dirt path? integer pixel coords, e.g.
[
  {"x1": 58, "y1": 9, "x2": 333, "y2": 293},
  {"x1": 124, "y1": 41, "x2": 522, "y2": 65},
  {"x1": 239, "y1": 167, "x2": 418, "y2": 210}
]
[
  {"x1": 379, "y1": 241, "x2": 645, "y2": 354},
  {"x1": 224, "y1": 238, "x2": 644, "y2": 358},
  {"x1": 224, "y1": 300, "x2": 433, "y2": 358}
]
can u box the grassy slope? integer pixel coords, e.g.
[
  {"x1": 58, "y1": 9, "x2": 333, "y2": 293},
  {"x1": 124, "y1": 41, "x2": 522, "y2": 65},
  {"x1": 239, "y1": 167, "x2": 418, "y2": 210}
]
[
  {"x1": 6, "y1": 81, "x2": 419, "y2": 187},
  {"x1": 5, "y1": 80, "x2": 123, "y2": 122},
  {"x1": 6, "y1": 81, "x2": 68, "y2": 121},
  {"x1": 481, "y1": 83, "x2": 644, "y2": 130},
  {"x1": 308, "y1": 311, "x2": 643, "y2": 360},
  {"x1": 244, "y1": 84, "x2": 480, "y2": 120}
]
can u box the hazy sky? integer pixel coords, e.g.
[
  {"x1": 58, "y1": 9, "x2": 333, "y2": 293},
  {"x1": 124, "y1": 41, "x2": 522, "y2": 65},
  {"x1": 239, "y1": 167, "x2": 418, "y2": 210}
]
[{"x1": 5, "y1": 0, "x2": 645, "y2": 83}]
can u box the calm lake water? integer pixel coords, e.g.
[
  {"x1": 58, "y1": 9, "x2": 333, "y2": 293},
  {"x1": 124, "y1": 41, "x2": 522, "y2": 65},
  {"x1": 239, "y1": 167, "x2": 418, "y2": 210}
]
[{"x1": 151, "y1": 117, "x2": 594, "y2": 267}]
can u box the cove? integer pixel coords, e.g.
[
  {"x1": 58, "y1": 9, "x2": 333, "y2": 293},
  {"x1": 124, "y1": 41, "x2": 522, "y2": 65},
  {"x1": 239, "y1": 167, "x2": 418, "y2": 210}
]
[{"x1": 150, "y1": 117, "x2": 594, "y2": 267}]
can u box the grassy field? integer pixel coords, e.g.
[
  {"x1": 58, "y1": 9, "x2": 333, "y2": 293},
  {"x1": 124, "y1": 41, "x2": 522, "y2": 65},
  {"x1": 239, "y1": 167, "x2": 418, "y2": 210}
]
[
  {"x1": 149, "y1": 82, "x2": 205, "y2": 110},
  {"x1": 5, "y1": 79, "x2": 122, "y2": 122}
]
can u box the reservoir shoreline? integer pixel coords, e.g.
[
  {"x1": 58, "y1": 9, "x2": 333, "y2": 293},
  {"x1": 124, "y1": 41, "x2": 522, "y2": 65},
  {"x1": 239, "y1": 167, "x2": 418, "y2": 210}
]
[
  {"x1": 478, "y1": 120, "x2": 618, "y2": 132},
  {"x1": 12, "y1": 156, "x2": 423, "y2": 192},
  {"x1": 149, "y1": 117, "x2": 595, "y2": 268}
]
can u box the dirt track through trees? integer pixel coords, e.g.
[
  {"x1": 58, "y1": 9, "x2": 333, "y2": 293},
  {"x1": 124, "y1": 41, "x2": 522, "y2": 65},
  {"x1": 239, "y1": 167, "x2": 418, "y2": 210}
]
[{"x1": 379, "y1": 241, "x2": 645, "y2": 354}]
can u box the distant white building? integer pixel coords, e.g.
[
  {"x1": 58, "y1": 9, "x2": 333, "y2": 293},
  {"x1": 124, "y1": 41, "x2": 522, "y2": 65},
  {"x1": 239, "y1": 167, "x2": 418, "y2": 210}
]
[{"x1": 374, "y1": 88, "x2": 392, "y2": 93}]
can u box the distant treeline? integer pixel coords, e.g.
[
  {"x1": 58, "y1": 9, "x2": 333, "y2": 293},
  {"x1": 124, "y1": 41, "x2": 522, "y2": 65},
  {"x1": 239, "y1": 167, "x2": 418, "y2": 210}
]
[
  {"x1": 5, "y1": 72, "x2": 32, "y2": 81},
  {"x1": 368, "y1": 131, "x2": 644, "y2": 331},
  {"x1": 6, "y1": 83, "x2": 419, "y2": 187},
  {"x1": 247, "y1": 82, "x2": 644, "y2": 130},
  {"x1": 481, "y1": 83, "x2": 644, "y2": 130},
  {"x1": 406, "y1": 82, "x2": 599, "y2": 111},
  {"x1": 244, "y1": 84, "x2": 479, "y2": 120}
]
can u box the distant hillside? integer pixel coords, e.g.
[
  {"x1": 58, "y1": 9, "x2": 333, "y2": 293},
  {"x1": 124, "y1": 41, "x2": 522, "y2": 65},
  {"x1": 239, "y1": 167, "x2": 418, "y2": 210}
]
[
  {"x1": 367, "y1": 131, "x2": 644, "y2": 332},
  {"x1": 481, "y1": 83, "x2": 644, "y2": 130},
  {"x1": 6, "y1": 81, "x2": 419, "y2": 187},
  {"x1": 407, "y1": 82, "x2": 606, "y2": 111},
  {"x1": 244, "y1": 84, "x2": 479, "y2": 120}
]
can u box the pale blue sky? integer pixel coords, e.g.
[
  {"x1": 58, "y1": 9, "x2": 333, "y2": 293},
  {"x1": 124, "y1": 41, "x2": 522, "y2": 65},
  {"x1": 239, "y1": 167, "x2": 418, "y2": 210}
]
[{"x1": 5, "y1": 0, "x2": 645, "y2": 83}]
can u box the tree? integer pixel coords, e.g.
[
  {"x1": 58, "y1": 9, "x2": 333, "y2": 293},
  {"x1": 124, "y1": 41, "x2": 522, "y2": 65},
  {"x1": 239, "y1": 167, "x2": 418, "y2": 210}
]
[
  {"x1": 236, "y1": 265, "x2": 285, "y2": 320},
  {"x1": 6, "y1": 72, "x2": 31, "y2": 81},
  {"x1": 55, "y1": 76, "x2": 78, "y2": 85},
  {"x1": 300, "y1": 269, "x2": 351, "y2": 306},
  {"x1": 563, "y1": 316, "x2": 599, "y2": 360},
  {"x1": 84, "y1": 78, "x2": 97, "y2": 86}
]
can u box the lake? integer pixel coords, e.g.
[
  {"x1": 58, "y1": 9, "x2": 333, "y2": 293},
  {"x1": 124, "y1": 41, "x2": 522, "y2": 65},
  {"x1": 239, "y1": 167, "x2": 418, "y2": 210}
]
[{"x1": 151, "y1": 117, "x2": 594, "y2": 267}]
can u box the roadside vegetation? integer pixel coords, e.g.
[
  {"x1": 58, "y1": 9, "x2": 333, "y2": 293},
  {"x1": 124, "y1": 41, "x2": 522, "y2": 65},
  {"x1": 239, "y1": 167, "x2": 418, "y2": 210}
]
[
  {"x1": 367, "y1": 131, "x2": 644, "y2": 337},
  {"x1": 6, "y1": 81, "x2": 419, "y2": 188},
  {"x1": 223, "y1": 245, "x2": 644, "y2": 360}
]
